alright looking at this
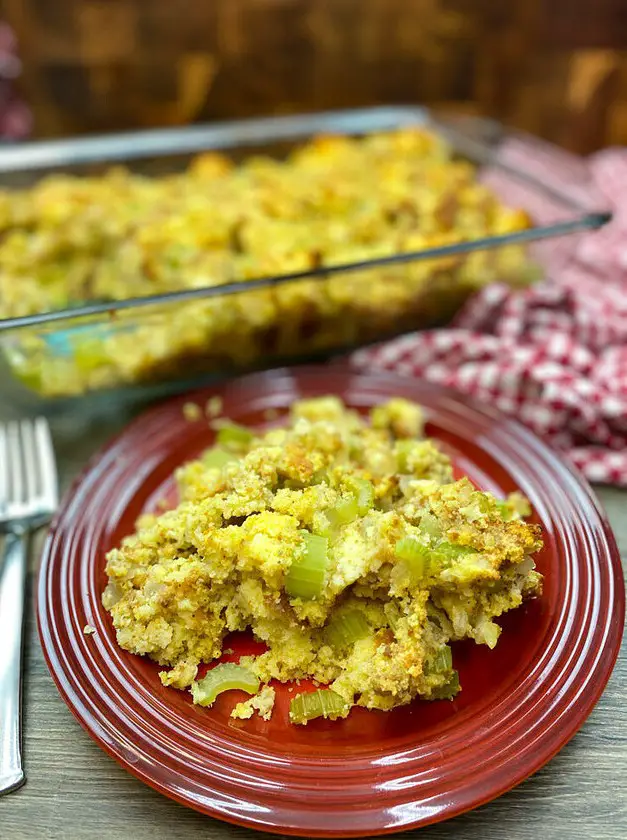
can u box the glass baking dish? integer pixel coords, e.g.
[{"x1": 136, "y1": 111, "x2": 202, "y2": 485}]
[{"x1": 0, "y1": 106, "x2": 610, "y2": 406}]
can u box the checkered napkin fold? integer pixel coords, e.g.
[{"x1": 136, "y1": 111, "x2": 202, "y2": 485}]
[{"x1": 350, "y1": 139, "x2": 627, "y2": 486}]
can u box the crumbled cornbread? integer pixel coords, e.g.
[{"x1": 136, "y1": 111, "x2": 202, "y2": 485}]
[
  {"x1": 103, "y1": 396, "x2": 542, "y2": 722},
  {"x1": 205, "y1": 396, "x2": 223, "y2": 419},
  {"x1": 0, "y1": 128, "x2": 533, "y2": 397},
  {"x1": 231, "y1": 685, "x2": 276, "y2": 721},
  {"x1": 183, "y1": 402, "x2": 202, "y2": 422}
]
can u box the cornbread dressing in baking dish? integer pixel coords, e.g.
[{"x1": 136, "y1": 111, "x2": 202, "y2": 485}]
[
  {"x1": 0, "y1": 128, "x2": 534, "y2": 396},
  {"x1": 102, "y1": 397, "x2": 543, "y2": 725}
]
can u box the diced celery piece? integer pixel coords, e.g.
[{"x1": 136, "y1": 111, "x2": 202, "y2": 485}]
[
  {"x1": 325, "y1": 610, "x2": 370, "y2": 648},
  {"x1": 433, "y1": 670, "x2": 460, "y2": 700},
  {"x1": 395, "y1": 536, "x2": 431, "y2": 578},
  {"x1": 285, "y1": 532, "x2": 330, "y2": 599},
  {"x1": 202, "y1": 447, "x2": 237, "y2": 469},
  {"x1": 424, "y1": 645, "x2": 453, "y2": 674},
  {"x1": 216, "y1": 423, "x2": 254, "y2": 449},
  {"x1": 327, "y1": 495, "x2": 359, "y2": 528},
  {"x1": 191, "y1": 663, "x2": 260, "y2": 707},
  {"x1": 495, "y1": 500, "x2": 513, "y2": 521},
  {"x1": 347, "y1": 477, "x2": 375, "y2": 515},
  {"x1": 289, "y1": 689, "x2": 350, "y2": 724},
  {"x1": 435, "y1": 541, "x2": 477, "y2": 561}
]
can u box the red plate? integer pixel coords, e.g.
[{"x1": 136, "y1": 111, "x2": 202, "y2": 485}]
[{"x1": 37, "y1": 367, "x2": 624, "y2": 837}]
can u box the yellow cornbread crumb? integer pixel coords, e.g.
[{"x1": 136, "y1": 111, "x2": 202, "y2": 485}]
[
  {"x1": 231, "y1": 685, "x2": 276, "y2": 721},
  {"x1": 103, "y1": 396, "x2": 543, "y2": 721},
  {"x1": 205, "y1": 396, "x2": 223, "y2": 418},
  {"x1": 183, "y1": 402, "x2": 202, "y2": 422},
  {"x1": 0, "y1": 128, "x2": 534, "y2": 398}
]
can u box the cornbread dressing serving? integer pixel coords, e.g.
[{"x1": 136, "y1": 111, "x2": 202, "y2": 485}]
[
  {"x1": 102, "y1": 396, "x2": 543, "y2": 725},
  {"x1": 0, "y1": 128, "x2": 535, "y2": 396}
]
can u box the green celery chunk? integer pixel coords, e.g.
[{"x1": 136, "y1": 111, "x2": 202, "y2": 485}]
[
  {"x1": 191, "y1": 663, "x2": 259, "y2": 707},
  {"x1": 289, "y1": 689, "x2": 350, "y2": 724},
  {"x1": 285, "y1": 532, "x2": 330, "y2": 599},
  {"x1": 327, "y1": 495, "x2": 359, "y2": 528},
  {"x1": 396, "y1": 537, "x2": 475, "y2": 581},
  {"x1": 395, "y1": 536, "x2": 431, "y2": 578},
  {"x1": 216, "y1": 423, "x2": 254, "y2": 449},
  {"x1": 202, "y1": 447, "x2": 237, "y2": 469},
  {"x1": 319, "y1": 478, "x2": 375, "y2": 536},
  {"x1": 435, "y1": 541, "x2": 477, "y2": 561},
  {"x1": 325, "y1": 610, "x2": 370, "y2": 648},
  {"x1": 432, "y1": 670, "x2": 460, "y2": 700},
  {"x1": 347, "y1": 477, "x2": 375, "y2": 515},
  {"x1": 424, "y1": 645, "x2": 453, "y2": 674},
  {"x1": 495, "y1": 500, "x2": 513, "y2": 521}
]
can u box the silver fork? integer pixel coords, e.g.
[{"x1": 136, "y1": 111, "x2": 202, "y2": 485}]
[{"x1": 0, "y1": 418, "x2": 58, "y2": 796}]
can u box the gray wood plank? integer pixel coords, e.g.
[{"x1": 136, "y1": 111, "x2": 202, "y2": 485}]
[{"x1": 1, "y1": 381, "x2": 625, "y2": 840}]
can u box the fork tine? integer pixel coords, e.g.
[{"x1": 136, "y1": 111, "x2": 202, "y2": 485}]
[
  {"x1": 21, "y1": 420, "x2": 39, "y2": 504},
  {"x1": 7, "y1": 422, "x2": 23, "y2": 505},
  {"x1": 0, "y1": 424, "x2": 7, "y2": 507},
  {"x1": 34, "y1": 418, "x2": 58, "y2": 509}
]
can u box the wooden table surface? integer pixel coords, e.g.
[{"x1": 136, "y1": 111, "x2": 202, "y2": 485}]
[{"x1": 1, "y1": 374, "x2": 626, "y2": 840}]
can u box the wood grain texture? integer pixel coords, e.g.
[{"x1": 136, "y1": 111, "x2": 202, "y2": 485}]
[
  {"x1": 0, "y1": 378, "x2": 625, "y2": 840},
  {"x1": 3, "y1": 0, "x2": 627, "y2": 152}
]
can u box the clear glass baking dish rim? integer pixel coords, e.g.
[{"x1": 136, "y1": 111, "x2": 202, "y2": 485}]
[{"x1": 0, "y1": 105, "x2": 612, "y2": 335}]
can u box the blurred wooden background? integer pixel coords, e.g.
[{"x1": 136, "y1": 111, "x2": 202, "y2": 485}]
[{"x1": 3, "y1": 0, "x2": 627, "y2": 152}]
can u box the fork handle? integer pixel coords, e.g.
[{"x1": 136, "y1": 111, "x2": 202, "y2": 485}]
[{"x1": 0, "y1": 531, "x2": 28, "y2": 795}]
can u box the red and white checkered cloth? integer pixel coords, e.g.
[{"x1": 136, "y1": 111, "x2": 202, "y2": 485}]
[{"x1": 350, "y1": 139, "x2": 627, "y2": 486}]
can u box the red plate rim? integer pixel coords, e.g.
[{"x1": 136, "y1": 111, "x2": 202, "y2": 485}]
[{"x1": 37, "y1": 366, "x2": 625, "y2": 836}]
